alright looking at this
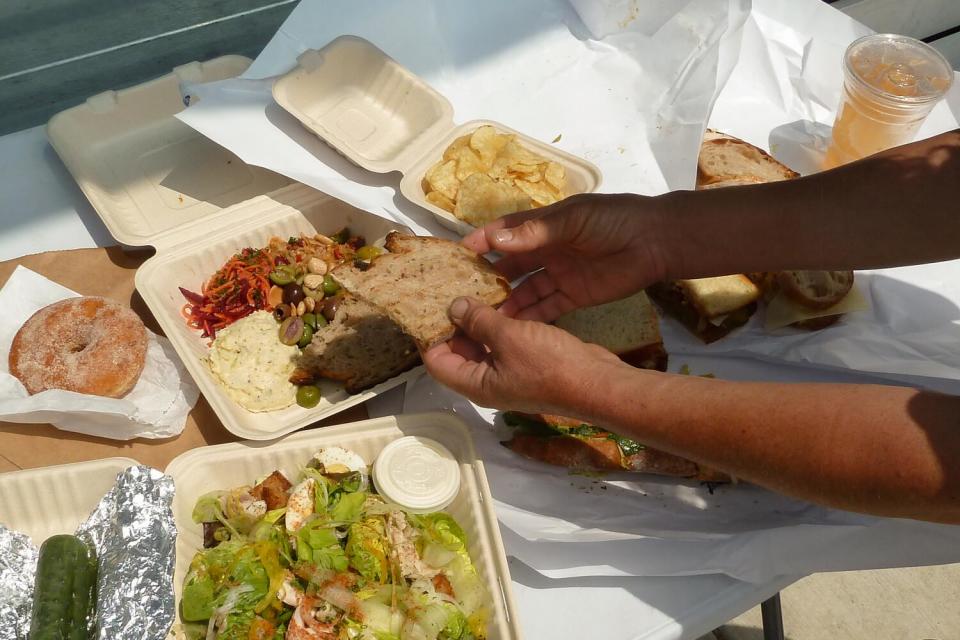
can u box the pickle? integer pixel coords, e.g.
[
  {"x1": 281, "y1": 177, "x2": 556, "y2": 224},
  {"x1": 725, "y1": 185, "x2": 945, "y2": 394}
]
[{"x1": 28, "y1": 534, "x2": 97, "y2": 640}]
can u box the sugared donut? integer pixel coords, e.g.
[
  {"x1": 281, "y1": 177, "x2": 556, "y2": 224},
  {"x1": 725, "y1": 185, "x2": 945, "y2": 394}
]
[{"x1": 9, "y1": 297, "x2": 148, "y2": 398}]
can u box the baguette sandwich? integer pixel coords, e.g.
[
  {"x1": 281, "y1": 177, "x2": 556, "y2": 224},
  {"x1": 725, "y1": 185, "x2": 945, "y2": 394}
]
[
  {"x1": 503, "y1": 412, "x2": 729, "y2": 482},
  {"x1": 647, "y1": 276, "x2": 761, "y2": 343}
]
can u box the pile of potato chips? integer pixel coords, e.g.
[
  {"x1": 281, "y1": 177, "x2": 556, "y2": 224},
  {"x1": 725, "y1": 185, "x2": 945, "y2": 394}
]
[{"x1": 422, "y1": 125, "x2": 566, "y2": 227}]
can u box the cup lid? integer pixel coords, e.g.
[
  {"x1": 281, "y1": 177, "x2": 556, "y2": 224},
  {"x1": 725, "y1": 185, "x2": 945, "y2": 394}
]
[
  {"x1": 373, "y1": 436, "x2": 461, "y2": 513},
  {"x1": 845, "y1": 33, "x2": 954, "y2": 103}
]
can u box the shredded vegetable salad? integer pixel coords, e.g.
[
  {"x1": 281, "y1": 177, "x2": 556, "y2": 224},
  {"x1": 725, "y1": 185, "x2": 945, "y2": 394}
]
[
  {"x1": 180, "y1": 231, "x2": 365, "y2": 340},
  {"x1": 180, "y1": 447, "x2": 488, "y2": 640}
]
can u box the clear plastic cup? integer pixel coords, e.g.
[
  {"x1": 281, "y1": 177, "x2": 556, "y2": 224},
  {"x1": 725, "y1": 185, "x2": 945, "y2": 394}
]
[{"x1": 823, "y1": 34, "x2": 953, "y2": 169}]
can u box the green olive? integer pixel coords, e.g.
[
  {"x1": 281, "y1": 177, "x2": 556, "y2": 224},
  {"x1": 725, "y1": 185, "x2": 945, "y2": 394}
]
[
  {"x1": 313, "y1": 314, "x2": 328, "y2": 329},
  {"x1": 296, "y1": 385, "x2": 321, "y2": 408},
  {"x1": 297, "y1": 324, "x2": 314, "y2": 348},
  {"x1": 356, "y1": 245, "x2": 383, "y2": 261},
  {"x1": 269, "y1": 266, "x2": 296, "y2": 286},
  {"x1": 322, "y1": 274, "x2": 341, "y2": 296},
  {"x1": 278, "y1": 317, "x2": 304, "y2": 346},
  {"x1": 301, "y1": 313, "x2": 318, "y2": 330}
]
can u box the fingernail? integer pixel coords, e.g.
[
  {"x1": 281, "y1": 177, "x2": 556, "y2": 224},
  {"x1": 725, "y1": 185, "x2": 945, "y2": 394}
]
[
  {"x1": 449, "y1": 297, "x2": 469, "y2": 320},
  {"x1": 494, "y1": 229, "x2": 514, "y2": 244}
]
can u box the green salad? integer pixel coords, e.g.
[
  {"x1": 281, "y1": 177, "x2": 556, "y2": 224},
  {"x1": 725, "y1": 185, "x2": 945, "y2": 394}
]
[{"x1": 180, "y1": 446, "x2": 487, "y2": 640}]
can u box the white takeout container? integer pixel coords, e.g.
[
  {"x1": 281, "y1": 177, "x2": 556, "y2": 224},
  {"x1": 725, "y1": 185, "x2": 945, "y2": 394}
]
[
  {"x1": 135, "y1": 185, "x2": 422, "y2": 440},
  {"x1": 47, "y1": 55, "x2": 293, "y2": 247},
  {"x1": 46, "y1": 57, "x2": 422, "y2": 440},
  {"x1": 273, "y1": 35, "x2": 603, "y2": 235},
  {"x1": 168, "y1": 412, "x2": 522, "y2": 639},
  {"x1": 0, "y1": 413, "x2": 522, "y2": 640},
  {"x1": 0, "y1": 457, "x2": 138, "y2": 542}
]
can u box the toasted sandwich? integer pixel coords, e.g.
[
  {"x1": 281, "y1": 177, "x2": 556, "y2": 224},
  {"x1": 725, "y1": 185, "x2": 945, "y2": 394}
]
[
  {"x1": 647, "y1": 276, "x2": 761, "y2": 343},
  {"x1": 554, "y1": 291, "x2": 668, "y2": 370}
]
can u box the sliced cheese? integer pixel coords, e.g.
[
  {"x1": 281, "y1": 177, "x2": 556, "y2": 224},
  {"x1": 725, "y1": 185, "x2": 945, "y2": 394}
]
[{"x1": 764, "y1": 284, "x2": 869, "y2": 330}]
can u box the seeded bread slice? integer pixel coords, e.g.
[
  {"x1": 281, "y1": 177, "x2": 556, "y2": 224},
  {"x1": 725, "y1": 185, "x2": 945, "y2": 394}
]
[
  {"x1": 300, "y1": 295, "x2": 420, "y2": 393},
  {"x1": 331, "y1": 232, "x2": 511, "y2": 350}
]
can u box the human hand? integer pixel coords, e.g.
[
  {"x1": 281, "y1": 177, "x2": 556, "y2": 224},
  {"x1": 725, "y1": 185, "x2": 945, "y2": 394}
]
[
  {"x1": 422, "y1": 296, "x2": 630, "y2": 414},
  {"x1": 462, "y1": 193, "x2": 670, "y2": 322}
]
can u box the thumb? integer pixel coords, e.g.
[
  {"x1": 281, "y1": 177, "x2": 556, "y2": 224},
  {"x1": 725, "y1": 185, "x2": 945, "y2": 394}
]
[
  {"x1": 486, "y1": 204, "x2": 579, "y2": 254},
  {"x1": 448, "y1": 297, "x2": 508, "y2": 347}
]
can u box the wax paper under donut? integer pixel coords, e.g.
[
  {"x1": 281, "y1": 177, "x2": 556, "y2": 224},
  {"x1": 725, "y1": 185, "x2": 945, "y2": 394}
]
[{"x1": 0, "y1": 266, "x2": 198, "y2": 439}]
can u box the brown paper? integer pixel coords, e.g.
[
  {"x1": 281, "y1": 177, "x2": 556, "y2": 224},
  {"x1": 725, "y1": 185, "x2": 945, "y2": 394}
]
[{"x1": 0, "y1": 247, "x2": 368, "y2": 472}]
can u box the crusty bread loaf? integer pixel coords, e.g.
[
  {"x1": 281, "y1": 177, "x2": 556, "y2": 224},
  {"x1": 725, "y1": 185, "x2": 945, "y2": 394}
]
[
  {"x1": 300, "y1": 295, "x2": 420, "y2": 393},
  {"x1": 332, "y1": 232, "x2": 510, "y2": 350},
  {"x1": 696, "y1": 129, "x2": 799, "y2": 188},
  {"x1": 777, "y1": 270, "x2": 855, "y2": 310},
  {"x1": 554, "y1": 291, "x2": 668, "y2": 371},
  {"x1": 679, "y1": 275, "x2": 761, "y2": 319}
]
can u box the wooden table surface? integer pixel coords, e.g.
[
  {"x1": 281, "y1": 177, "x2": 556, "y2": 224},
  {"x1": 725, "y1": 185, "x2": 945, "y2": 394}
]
[{"x1": 0, "y1": 247, "x2": 367, "y2": 473}]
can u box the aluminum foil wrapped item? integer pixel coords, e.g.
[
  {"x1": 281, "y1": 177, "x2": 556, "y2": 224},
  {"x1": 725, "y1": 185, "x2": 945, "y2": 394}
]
[
  {"x1": 0, "y1": 526, "x2": 38, "y2": 640},
  {"x1": 77, "y1": 465, "x2": 177, "y2": 640}
]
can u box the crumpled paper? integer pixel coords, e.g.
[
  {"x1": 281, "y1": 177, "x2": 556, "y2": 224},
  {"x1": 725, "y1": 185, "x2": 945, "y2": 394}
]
[
  {"x1": 404, "y1": 355, "x2": 960, "y2": 583},
  {"x1": 0, "y1": 266, "x2": 199, "y2": 439}
]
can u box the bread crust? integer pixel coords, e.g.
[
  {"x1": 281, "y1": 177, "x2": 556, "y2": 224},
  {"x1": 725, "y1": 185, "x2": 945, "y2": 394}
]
[{"x1": 696, "y1": 129, "x2": 799, "y2": 188}]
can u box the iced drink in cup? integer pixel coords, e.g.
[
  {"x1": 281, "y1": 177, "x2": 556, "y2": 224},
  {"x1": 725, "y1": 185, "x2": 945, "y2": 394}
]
[{"x1": 823, "y1": 34, "x2": 953, "y2": 169}]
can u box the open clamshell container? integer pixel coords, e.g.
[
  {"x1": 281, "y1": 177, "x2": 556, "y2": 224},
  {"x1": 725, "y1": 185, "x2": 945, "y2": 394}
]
[
  {"x1": 46, "y1": 57, "x2": 421, "y2": 441},
  {"x1": 273, "y1": 35, "x2": 602, "y2": 236},
  {"x1": 0, "y1": 457, "x2": 138, "y2": 542},
  {"x1": 167, "y1": 413, "x2": 521, "y2": 639},
  {"x1": 0, "y1": 413, "x2": 522, "y2": 640}
]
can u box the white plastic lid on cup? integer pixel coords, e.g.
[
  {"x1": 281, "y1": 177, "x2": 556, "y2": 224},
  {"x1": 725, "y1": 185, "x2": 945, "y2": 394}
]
[{"x1": 373, "y1": 436, "x2": 461, "y2": 513}]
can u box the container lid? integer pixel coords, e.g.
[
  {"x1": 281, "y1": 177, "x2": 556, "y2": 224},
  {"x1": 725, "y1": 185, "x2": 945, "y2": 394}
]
[
  {"x1": 373, "y1": 436, "x2": 461, "y2": 513},
  {"x1": 844, "y1": 33, "x2": 954, "y2": 103},
  {"x1": 273, "y1": 36, "x2": 455, "y2": 174},
  {"x1": 47, "y1": 55, "x2": 293, "y2": 248}
]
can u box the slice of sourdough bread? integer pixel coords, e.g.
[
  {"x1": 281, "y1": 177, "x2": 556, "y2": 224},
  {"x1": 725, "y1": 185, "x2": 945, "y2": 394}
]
[
  {"x1": 696, "y1": 129, "x2": 799, "y2": 188},
  {"x1": 554, "y1": 291, "x2": 668, "y2": 371},
  {"x1": 300, "y1": 295, "x2": 419, "y2": 393},
  {"x1": 332, "y1": 232, "x2": 510, "y2": 350}
]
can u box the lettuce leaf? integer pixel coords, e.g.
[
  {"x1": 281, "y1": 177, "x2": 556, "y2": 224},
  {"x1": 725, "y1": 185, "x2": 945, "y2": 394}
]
[
  {"x1": 296, "y1": 519, "x2": 348, "y2": 572},
  {"x1": 345, "y1": 516, "x2": 389, "y2": 584}
]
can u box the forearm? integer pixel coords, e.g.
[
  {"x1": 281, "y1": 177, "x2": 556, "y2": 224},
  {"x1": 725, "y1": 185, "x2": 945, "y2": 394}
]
[
  {"x1": 576, "y1": 364, "x2": 960, "y2": 522},
  {"x1": 657, "y1": 129, "x2": 960, "y2": 278}
]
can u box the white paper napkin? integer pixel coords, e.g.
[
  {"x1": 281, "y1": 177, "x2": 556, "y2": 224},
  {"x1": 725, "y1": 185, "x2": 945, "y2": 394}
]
[{"x1": 0, "y1": 266, "x2": 199, "y2": 439}]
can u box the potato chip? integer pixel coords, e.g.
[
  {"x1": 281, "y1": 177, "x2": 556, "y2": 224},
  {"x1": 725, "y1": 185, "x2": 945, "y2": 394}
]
[
  {"x1": 500, "y1": 140, "x2": 544, "y2": 165},
  {"x1": 426, "y1": 191, "x2": 456, "y2": 213},
  {"x1": 450, "y1": 145, "x2": 487, "y2": 181},
  {"x1": 425, "y1": 159, "x2": 459, "y2": 200},
  {"x1": 545, "y1": 162, "x2": 565, "y2": 193},
  {"x1": 455, "y1": 173, "x2": 532, "y2": 226},
  {"x1": 507, "y1": 162, "x2": 542, "y2": 177},
  {"x1": 515, "y1": 178, "x2": 560, "y2": 207},
  {"x1": 423, "y1": 126, "x2": 570, "y2": 227},
  {"x1": 469, "y1": 125, "x2": 508, "y2": 167},
  {"x1": 442, "y1": 135, "x2": 472, "y2": 162}
]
